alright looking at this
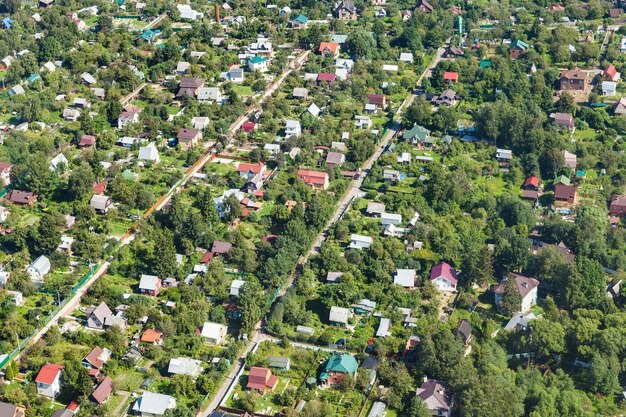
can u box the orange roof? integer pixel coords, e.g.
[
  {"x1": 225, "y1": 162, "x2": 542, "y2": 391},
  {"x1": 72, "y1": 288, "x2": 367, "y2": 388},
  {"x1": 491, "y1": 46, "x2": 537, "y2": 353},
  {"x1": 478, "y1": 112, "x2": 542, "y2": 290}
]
[
  {"x1": 298, "y1": 169, "x2": 328, "y2": 185},
  {"x1": 141, "y1": 328, "x2": 162, "y2": 343},
  {"x1": 35, "y1": 364, "x2": 64, "y2": 384},
  {"x1": 319, "y1": 42, "x2": 340, "y2": 53},
  {"x1": 443, "y1": 71, "x2": 459, "y2": 81},
  {"x1": 238, "y1": 162, "x2": 265, "y2": 174},
  {"x1": 605, "y1": 64, "x2": 617, "y2": 78}
]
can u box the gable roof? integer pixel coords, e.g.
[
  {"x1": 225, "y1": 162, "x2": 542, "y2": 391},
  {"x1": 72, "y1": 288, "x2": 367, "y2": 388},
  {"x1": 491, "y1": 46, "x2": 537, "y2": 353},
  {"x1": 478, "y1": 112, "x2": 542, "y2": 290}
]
[
  {"x1": 91, "y1": 376, "x2": 113, "y2": 404},
  {"x1": 35, "y1": 364, "x2": 64, "y2": 384},
  {"x1": 89, "y1": 301, "x2": 113, "y2": 322},
  {"x1": 493, "y1": 274, "x2": 539, "y2": 299},
  {"x1": 560, "y1": 67, "x2": 585, "y2": 80},
  {"x1": 524, "y1": 176, "x2": 539, "y2": 188},
  {"x1": 430, "y1": 262, "x2": 457, "y2": 285},
  {"x1": 319, "y1": 42, "x2": 340, "y2": 53},
  {"x1": 322, "y1": 354, "x2": 358, "y2": 374},
  {"x1": 141, "y1": 328, "x2": 162, "y2": 343},
  {"x1": 298, "y1": 169, "x2": 328, "y2": 185},
  {"x1": 416, "y1": 379, "x2": 452, "y2": 412},
  {"x1": 510, "y1": 39, "x2": 529, "y2": 50},
  {"x1": 554, "y1": 183, "x2": 576, "y2": 200},
  {"x1": 212, "y1": 240, "x2": 232, "y2": 254},
  {"x1": 139, "y1": 274, "x2": 160, "y2": 290},
  {"x1": 247, "y1": 366, "x2": 273, "y2": 390},
  {"x1": 132, "y1": 392, "x2": 176, "y2": 415}
]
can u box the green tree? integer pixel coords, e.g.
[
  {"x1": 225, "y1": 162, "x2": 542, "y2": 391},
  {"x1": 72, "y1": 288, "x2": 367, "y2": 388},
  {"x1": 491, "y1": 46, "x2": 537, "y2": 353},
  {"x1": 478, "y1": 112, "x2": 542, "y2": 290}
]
[
  {"x1": 530, "y1": 319, "x2": 565, "y2": 359},
  {"x1": 239, "y1": 280, "x2": 264, "y2": 334},
  {"x1": 499, "y1": 276, "x2": 522, "y2": 316},
  {"x1": 33, "y1": 215, "x2": 61, "y2": 255},
  {"x1": 62, "y1": 360, "x2": 93, "y2": 398},
  {"x1": 67, "y1": 163, "x2": 95, "y2": 200}
]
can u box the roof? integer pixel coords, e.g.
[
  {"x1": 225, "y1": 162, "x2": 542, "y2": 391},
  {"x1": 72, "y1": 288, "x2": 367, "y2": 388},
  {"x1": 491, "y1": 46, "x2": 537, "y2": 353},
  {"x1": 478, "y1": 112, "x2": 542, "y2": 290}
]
[
  {"x1": 611, "y1": 194, "x2": 626, "y2": 208},
  {"x1": 560, "y1": 67, "x2": 585, "y2": 80},
  {"x1": 403, "y1": 124, "x2": 430, "y2": 141},
  {"x1": 430, "y1": 262, "x2": 457, "y2": 285},
  {"x1": 350, "y1": 234, "x2": 373, "y2": 244},
  {"x1": 7, "y1": 190, "x2": 35, "y2": 204},
  {"x1": 0, "y1": 161, "x2": 12, "y2": 172},
  {"x1": 368, "y1": 402, "x2": 386, "y2": 417},
  {"x1": 493, "y1": 274, "x2": 539, "y2": 299},
  {"x1": 317, "y1": 73, "x2": 336, "y2": 82},
  {"x1": 455, "y1": 319, "x2": 472, "y2": 342},
  {"x1": 249, "y1": 56, "x2": 267, "y2": 64},
  {"x1": 238, "y1": 162, "x2": 265, "y2": 174},
  {"x1": 141, "y1": 328, "x2": 162, "y2": 343},
  {"x1": 443, "y1": 71, "x2": 459, "y2": 81},
  {"x1": 326, "y1": 151, "x2": 345, "y2": 165},
  {"x1": 83, "y1": 346, "x2": 110, "y2": 369},
  {"x1": 554, "y1": 175, "x2": 571, "y2": 186},
  {"x1": 554, "y1": 183, "x2": 576, "y2": 200},
  {"x1": 376, "y1": 317, "x2": 392, "y2": 337},
  {"x1": 200, "y1": 322, "x2": 226, "y2": 339},
  {"x1": 139, "y1": 274, "x2": 160, "y2": 291},
  {"x1": 394, "y1": 269, "x2": 416, "y2": 287},
  {"x1": 553, "y1": 112, "x2": 573, "y2": 125},
  {"x1": 168, "y1": 357, "x2": 202, "y2": 377},
  {"x1": 330, "y1": 306, "x2": 350, "y2": 324},
  {"x1": 298, "y1": 169, "x2": 328, "y2": 186},
  {"x1": 132, "y1": 392, "x2": 176, "y2": 415},
  {"x1": 367, "y1": 94, "x2": 386, "y2": 106},
  {"x1": 367, "y1": 201, "x2": 385, "y2": 214},
  {"x1": 178, "y1": 128, "x2": 200, "y2": 140},
  {"x1": 293, "y1": 87, "x2": 308, "y2": 97},
  {"x1": 416, "y1": 379, "x2": 452, "y2": 412},
  {"x1": 524, "y1": 176, "x2": 539, "y2": 187},
  {"x1": 510, "y1": 39, "x2": 529, "y2": 50},
  {"x1": 35, "y1": 364, "x2": 64, "y2": 384},
  {"x1": 30, "y1": 255, "x2": 51, "y2": 275},
  {"x1": 248, "y1": 367, "x2": 275, "y2": 390},
  {"x1": 0, "y1": 403, "x2": 24, "y2": 417},
  {"x1": 91, "y1": 376, "x2": 113, "y2": 404},
  {"x1": 179, "y1": 77, "x2": 205, "y2": 88},
  {"x1": 212, "y1": 240, "x2": 232, "y2": 254},
  {"x1": 322, "y1": 354, "x2": 358, "y2": 375},
  {"x1": 604, "y1": 64, "x2": 618, "y2": 79},
  {"x1": 89, "y1": 301, "x2": 112, "y2": 322},
  {"x1": 293, "y1": 14, "x2": 308, "y2": 23}
]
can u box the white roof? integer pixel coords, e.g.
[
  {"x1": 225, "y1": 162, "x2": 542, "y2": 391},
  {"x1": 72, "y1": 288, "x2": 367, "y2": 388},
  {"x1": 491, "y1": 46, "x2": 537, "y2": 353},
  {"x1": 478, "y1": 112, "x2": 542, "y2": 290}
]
[
  {"x1": 496, "y1": 148, "x2": 512, "y2": 159},
  {"x1": 285, "y1": 119, "x2": 300, "y2": 128},
  {"x1": 602, "y1": 81, "x2": 617, "y2": 91},
  {"x1": 138, "y1": 142, "x2": 159, "y2": 161},
  {"x1": 350, "y1": 234, "x2": 373, "y2": 244},
  {"x1": 200, "y1": 322, "x2": 227, "y2": 339},
  {"x1": 329, "y1": 306, "x2": 350, "y2": 324},
  {"x1": 382, "y1": 64, "x2": 399, "y2": 71},
  {"x1": 132, "y1": 392, "x2": 176, "y2": 415},
  {"x1": 29, "y1": 255, "x2": 51, "y2": 276},
  {"x1": 307, "y1": 103, "x2": 321, "y2": 117},
  {"x1": 399, "y1": 52, "x2": 413, "y2": 62},
  {"x1": 139, "y1": 274, "x2": 160, "y2": 290},
  {"x1": 394, "y1": 269, "x2": 416, "y2": 287},
  {"x1": 376, "y1": 318, "x2": 391, "y2": 337},
  {"x1": 168, "y1": 357, "x2": 202, "y2": 377},
  {"x1": 381, "y1": 212, "x2": 401, "y2": 222},
  {"x1": 367, "y1": 201, "x2": 385, "y2": 214},
  {"x1": 230, "y1": 279, "x2": 245, "y2": 295}
]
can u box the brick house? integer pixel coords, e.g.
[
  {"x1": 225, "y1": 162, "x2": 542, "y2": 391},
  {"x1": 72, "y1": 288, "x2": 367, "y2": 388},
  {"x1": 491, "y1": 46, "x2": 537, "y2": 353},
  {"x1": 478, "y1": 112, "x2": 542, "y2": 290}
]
[{"x1": 559, "y1": 67, "x2": 586, "y2": 91}]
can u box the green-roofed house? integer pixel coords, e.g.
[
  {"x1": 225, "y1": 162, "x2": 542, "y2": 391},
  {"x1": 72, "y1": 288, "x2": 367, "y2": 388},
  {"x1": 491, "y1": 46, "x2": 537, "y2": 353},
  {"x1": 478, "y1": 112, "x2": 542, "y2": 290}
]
[
  {"x1": 510, "y1": 40, "x2": 529, "y2": 60},
  {"x1": 554, "y1": 175, "x2": 571, "y2": 186},
  {"x1": 319, "y1": 354, "x2": 358, "y2": 387},
  {"x1": 141, "y1": 29, "x2": 158, "y2": 43},
  {"x1": 403, "y1": 124, "x2": 432, "y2": 147},
  {"x1": 248, "y1": 56, "x2": 268, "y2": 72},
  {"x1": 122, "y1": 169, "x2": 138, "y2": 181},
  {"x1": 479, "y1": 60, "x2": 492, "y2": 69},
  {"x1": 290, "y1": 14, "x2": 308, "y2": 29}
]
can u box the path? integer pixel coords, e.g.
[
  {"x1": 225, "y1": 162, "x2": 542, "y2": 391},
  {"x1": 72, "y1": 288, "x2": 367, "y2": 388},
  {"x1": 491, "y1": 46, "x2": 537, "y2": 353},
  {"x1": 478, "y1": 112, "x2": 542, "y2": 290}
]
[{"x1": 200, "y1": 40, "x2": 450, "y2": 417}]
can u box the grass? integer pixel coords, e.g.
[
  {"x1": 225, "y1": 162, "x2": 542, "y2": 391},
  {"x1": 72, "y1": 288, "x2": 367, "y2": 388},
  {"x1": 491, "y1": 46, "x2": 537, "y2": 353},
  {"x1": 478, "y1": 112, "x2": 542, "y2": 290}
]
[
  {"x1": 17, "y1": 212, "x2": 40, "y2": 227},
  {"x1": 165, "y1": 105, "x2": 181, "y2": 115},
  {"x1": 110, "y1": 220, "x2": 133, "y2": 237},
  {"x1": 231, "y1": 85, "x2": 254, "y2": 96},
  {"x1": 113, "y1": 369, "x2": 146, "y2": 391},
  {"x1": 572, "y1": 128, "x2": 597, "y2": 141}
]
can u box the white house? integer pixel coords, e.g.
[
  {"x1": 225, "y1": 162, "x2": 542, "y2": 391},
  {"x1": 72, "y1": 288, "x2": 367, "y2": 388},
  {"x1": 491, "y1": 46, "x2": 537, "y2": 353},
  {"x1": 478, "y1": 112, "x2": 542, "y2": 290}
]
[
  {"x1": 177, "y1": 4, "x2": 203, "y2": 20},
  {"x1": 394, "y1": 269, "x2": 416, "y2": 288},
  {"x1": 49, "y1": 153, "x2": 68, "y2": 172},
  {"x1": 349, "y1": 234, "x2": 373, "y2": 249},
  {"x1": 228, "y1": 66, "x2": 245, "y2": 83},
  {"x1": 118, "y1": 111, "x2": 139, "y2": 129},
  {"x1": 248, "y1": 56, "x2": 268, "y2": 72},
  {"x1": 35, "y1": 364, "x2": 64, "y2": 398},
  {"x1": 168, "y1": 357, "x2": 202, "y2": 378},
  {"x1": 138, "y1": 142, "x2": 160, "y2": 163},
  {"x1": 329, "y1": 306, "x2": 350, "y2": 326},
  {"x1": 376, "y1": 318, "x2": 392, "y2": 337},
  {"x1": 285, "y1": 120, "x2": 301, "y2": 138},
  {"x1": 27, "y1": 255, "x2": 51, "y2": 283},
  {"x1": 380, "y1": 213, "x2": 402, "y2": 226},
  {"x1": 132, "y1": 392, "x2": 176, "y2": 417},
  {"x1": 355, "y1": 115, "x2": 372, "y2": 129},
  {"x1": 200, "y1": 322, "x2": 227, "y2": 344},
  {"x1": 602, "y1": 81, "x2": 617, "y2": 96},
  {"x1": 0, "y1": 206, "x2": 10, "y2": 222},
  {"x1": 6, "y1": 290, "x2": 24, "y2": 306},
  {"x1": 493, "y1": 274, "x2": 539, "y2": 313},
  {"x1": 198, "y1": 87, "x2": 222, "y2": 102},
  {"x1": 192, "y1": 116, "x2": 210, "y2": 130},
  {"x1": 429, "y1": 262, "x2": 458, "y2": 293},
  {"x1": 230, "y1": 279, "x2": 245, "y2": 296},
  {"x1": 399, "y1": 52, "x2": 414, "y2": 64}
]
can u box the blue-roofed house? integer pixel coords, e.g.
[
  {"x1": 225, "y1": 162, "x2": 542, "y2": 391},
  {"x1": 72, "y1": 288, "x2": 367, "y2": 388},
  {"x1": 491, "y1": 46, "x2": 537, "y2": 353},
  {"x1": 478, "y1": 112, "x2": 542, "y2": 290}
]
[
  {"x1": 27, "y1": 73, "x2": 41, "y2": 84},
  {"x1": 3, "y1": 17, "x2": 14, "y2": 28},
  {"x1": 141, "y1": 29, "x2": 159, "y2": 43},
  {"x1": 290, "y1": 14, "x2": 308, "y2": 29}
]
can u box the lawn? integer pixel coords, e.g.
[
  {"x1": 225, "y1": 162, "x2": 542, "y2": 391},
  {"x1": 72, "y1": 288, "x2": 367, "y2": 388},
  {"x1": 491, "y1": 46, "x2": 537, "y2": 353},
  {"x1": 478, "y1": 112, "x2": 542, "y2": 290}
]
[
  {"x1": 113, "y1": 369, "x2": 146, "y2": 391},
  {"x1": 110, "y1": 219, "x2": 134, "y2": 237},
  {"x1": 205, "y1": 161, "x2": 236, "y2": 175},
  {"x1": 472, "y1": 175, "x2": 508, "y2": 196},
  {"x1": 572, "y1": 128, "x2": 597, "y2": 141},
  {"x1": 232, "y1": 85, "x2": 254, "y2": 96}
]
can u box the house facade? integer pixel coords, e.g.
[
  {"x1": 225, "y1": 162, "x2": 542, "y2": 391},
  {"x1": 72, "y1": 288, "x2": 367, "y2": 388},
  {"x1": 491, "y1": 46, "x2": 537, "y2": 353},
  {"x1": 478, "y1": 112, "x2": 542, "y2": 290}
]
[
  {"x1": 35, "y1": 364, "x2": 64, "y2": 398},
  {"x1": 493, "y1": 274, "x2": 539, "y2": 313},
  {"x1": 429, "y1": 262, "x2": 458, "y2": 292}
]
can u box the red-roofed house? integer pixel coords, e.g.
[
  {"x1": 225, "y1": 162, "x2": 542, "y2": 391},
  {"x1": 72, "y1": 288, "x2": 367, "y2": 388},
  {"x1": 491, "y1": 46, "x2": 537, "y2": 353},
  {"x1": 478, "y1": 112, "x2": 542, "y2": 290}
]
[
  {"x1": 246, "y1": 367, "x2": 279, "y2": 394},
  {"x1": 367, "y1": 94, "x2": 388, "y2": 109},
  {"x1": 242, "y1": 122, "x2": 256, "y2": 132},
  {"x1": 443, "y1": 72, "x2": 459, "y2": 83},
  {"x1": 79, "y1": 135, "x2": 97, "y2": 148},
  {"x1": 93, "y1": 181, "x2": 107, "y2": 195},
  {"x1": 90, "y1": 376, "x2": 113, "y2": 405},
  {"x1": 317, "y1": 73, "x2": 337, "y2": 83},
  {"x1": 200, "y1": 251, "x2": 215, "y2": 263},
  {"x1": 36, "y1": 364, "x2": 64, "y2": 398},
  {"x1": 602, "y1": 64, "x2": 621, "y2": 82},
  {"x1": 319, "y1": 42, "x2": 340, "y2": 58},
  {"x1": 141, "y1": 328, "x2": 163, "y2": 344},
  {"x1": 554, "y1": 183, "x2": 577, "y2": 205},
  {"x1": 237, "y1": 162, "x2": 266, "y2": 180},
  {"x1": 81, "y1": 346, "x2": 111, "y2": 374},
  {"x1": 523, "y1": 176, "x2": 539, "y2": 191},
  {"x1": 429, "y1": 262, "x2": 458, "y2": 292},
  {"x1": 297, "y1": 169, "x2": 329, "y2": 190},
  {"x1": 610, "y1": 194, "x2": 626, "y2": 216}
]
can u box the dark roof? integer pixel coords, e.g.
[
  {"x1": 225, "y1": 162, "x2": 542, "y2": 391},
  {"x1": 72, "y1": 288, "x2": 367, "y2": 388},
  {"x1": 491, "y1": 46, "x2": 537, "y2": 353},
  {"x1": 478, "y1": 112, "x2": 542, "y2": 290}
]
[
  {"x1": 0, "y1": 402, "x2": 24, "y2": 417},
  {"x1": 522, "y1": 190, "x2": 539, "y2": 200},
  {"x1": 179, "y1": 77, "x2": 205, "y2": 88},
  {"x1": 554, "y1": 183, "x2": 576, "y2": 200},
  {"x1": 493, "y1": 274, "x2": 539, "y2": 298},
  {"x1": 212, "y1": 240, "x2": 232, "y2": 254},
  {"x1": 416, "y1": 379, "x2": 452, "y2": 411},
  {"x1": 367, "y1": 94, "x2": 386, "y2": 106},
  {"x1": 91, "y1": 376, "x2": 113, "y2": 405},
  {"x1": 560, "y1": 67, "x2": 585, "y2": 80},
  {"x1": 455, "y1": 319, "x2": 472, "y2": 343},
  {"x1": 6, "y1": 190, "x2": 35, "y2": 204},
  {"x1": 178, "y1": 128, "x2": 199, "y2": 140},
  {"x1": 361, "y1": 355, "x2": 380, "y2": 370}
]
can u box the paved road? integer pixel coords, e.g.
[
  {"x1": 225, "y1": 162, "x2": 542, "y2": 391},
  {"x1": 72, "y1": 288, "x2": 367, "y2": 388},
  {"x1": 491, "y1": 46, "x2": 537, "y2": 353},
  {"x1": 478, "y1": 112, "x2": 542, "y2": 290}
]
[{"x1": 200, "y1": 42, "x2": 450, "y2": 417}]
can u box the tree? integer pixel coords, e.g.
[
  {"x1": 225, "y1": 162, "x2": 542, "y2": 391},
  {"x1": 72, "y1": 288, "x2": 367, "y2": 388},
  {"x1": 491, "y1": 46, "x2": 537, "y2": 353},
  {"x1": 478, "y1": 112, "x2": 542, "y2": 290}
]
[
  {"x1": 67, "y1": 163, "x2": 95, "y2": 200},
  {"x1": 151, "y1": 228, "x2": 178, "y2": 277},
  {"x1": 408, "y1": 397, "x2": 432, "y2": 417},
  {"x1": 33, "y1": 215, "x2": 61, "y2": 255},
  {"x1": 222, "y1": 193, "x2": 242, "y2": 222},
  {"x1": 62, "y1": 360, "x2": 93, "y2": 398},
  {"x1": 2, "y1": 0, "x2": 19, "y2": 13},
  {"x1": 239, "y1": 280, "x2": 264, "y2": 334},
  {"x1": 347, "y1": 30, "x2": 376, "y2": 59},
  {"x1": 500, "y1": 276, "x2": 522, "y2": 316},
  {"x1": 405, "y1": 96, "x2": 432, "y2": 128},
  {"x1": 529, "y1": 319, "x2": 565, "y2": 359}
]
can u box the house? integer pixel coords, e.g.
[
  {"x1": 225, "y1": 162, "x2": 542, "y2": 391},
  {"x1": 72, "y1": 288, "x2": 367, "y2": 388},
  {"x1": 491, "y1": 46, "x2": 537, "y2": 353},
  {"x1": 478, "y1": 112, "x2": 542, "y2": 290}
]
[
  {"x1": 554, "y1": 183, "x2": 577, "y2": 205},
  {"x1": 383, "y1": 169, "x2": 401, "y2": 182},
  {"x1": 355, "y1": 115, "x2": 372, "y2": 129},
  {"x1": 132, "y1": 392, "x2": 176, "y2": 417},
  {"x1": 562, "y1": 150, "x2": 577, "y2": 168},
  {"x1": 49, "y1": 153, "x2": 68, "y2": 172},
  {"x1": 0, "y1": 56, "x2": 13, "y2": 71},
  {"x1": 228, "y1": 66, "x2": 245, "y2": 83},
  {"x1": 8, "y1": 85, "x2": 25, "y2": 96},
  {"x1": 615, "y1": 97, "x2": 626, "y2": 116},
  {"x1": 375, "y1": 8, "x2": 387, "y2": 17},
  {"x1": 73, "y1": 97, "x2": 90, "y2": 108},
  {"x1": 82, "y1": 346, "x2": 112, "y2": 373},
  {"x1": 285, "y1": 120, "x2": 302, "y2": 138},
  {"x1": 0, "y1": 206, "x2": 10, "y2": 222},
  {"x1": 118, "y1": 111, "x2": 139, "y2": 129},
  {"x1": 212, "y1": 240, "x2": 233, "y2": 256},
  {"x1": 90, "y1": 195, "x2": 112, "y2": 214},
  {"x1": 0, "y1": 402, "x2": 25, "y2": 417},
  {"x1": 368, "y1": 402, "x2": 386, "y2": 417},
  {"x1": 349, "y1": 234, "x2": 373, "y2": 249},
  {"x1": 293, "y1": 88, "x2": 309, "y2": 99},
  {"x1": 509, "y1": 39, "x2": 529, "y2": 59},
  {"x1": 335, "y1": 58, "x2": 355, "y2": 72},
  {"x1": 553, "y1": 112, "x2": 574, "y2": 130},
  {"x1": 192, "y1": 116, "x2": 210, "y2": 130},
  {"x1": 6, "y1": 190, "x2": 37, "y2": 206},
  {"x1": 229, "y1": 279, "x2": 245, "y2": 296},
  {"x1": 81, "y1": 72, "x2": 97, "y2": 86},
  {"x1": 429, "y1": 262, "x2": 458, "y2": 292},
  {"x1": 168, "y1": 357, "x2": 202, "y2": 378},
  {"x1": 248, "y1": 56, "x2": 268, "y2": 72},
  {"x1": 394, "y1": 269, "x2": 416, "y2": 288},
  {"x1": 443, "y1": 71, "x2": 459, "y2": 83},
  {"x1": 198, "y1": 87, "x2": 222, "y2": 103},
  {"x1": 496, "y1": 148, "x2": 512, "y2": 164},
  {"x1": 91, "y1": 377, "x2": 113, "y2": 405},
  {"x1": 366, "y1": 201, "x2": 385, "y2": 216},
  {"x1": 415, "y1": 379, "x2": 453, "y2": 417},
  {"x1": 177, "y1": 4, "x2": 203, "y2": 20},
  {"x1": 178, "y1": 128, "x2": 202, "y2": 151},
  {"x1": 335, "y1": 0, "x2": 358, "y2": 20},
  {"x1": 138, "y1": 143, "x2": 160, "y2": 163},
  {"x1": 327, "y1": 272, "x2": 344, "y2": 283},
  {"x1": 326, "y1": 152, "x2": 346, "y2": 168},
  {"x1": 200, "y1": 322, "x2": 227, "y2": 344},
  {"x1": 455, "y1": 320, "x2": 472, "y2": 345},
  {"x1": 404, "y1": 124, "x2": 432, "y2": 147},
  {"x1": 176, "y1": 77, "x2": 206, "y2": 98},
  {"x1": 432, "y1": 89, "x2": 457, "y2": 106},
  {"x1": 493, "y1": 274, "x2": 539, "y2": 313},
  {"x1": 319, "y1": 354, "x2": 358, "y2": 387},
  {"x1": 297, "y1": 169, "x2": 329, "y2": 190},
  {"x1": 264, "y1": 143, "x2": 281, "y2": 155},
  {"x1": 351, "y1": 299, "x2": 376, "y2": 315},
  {"x1": 279, "y1": 6, "x2": 292, "y2": 16},
  {"x1": 141, "y1": 329, "x2": 163, "y2": 344},
  {"x1": 523, "y1": 176, "x2": 539, "y2": 191},
  {"x1": 290, "y1": 14, "x2": 308, "y2": 29},
  {"x1": 398, "y1": 152, "x2": 411, "y2": 164},
  {"x1": 559, "y1": 67, "x2": 586, "y2": 91},
  {"x1": 381, "y1": 212, "x2": 401, "y2": 226},
  {"x1": 35, "y1": 364, "x2": 64, "y2": 398},
  {"x1": 0, "y1": 162, "x2": 13, "y2": 185},
  {"x1": 610, "y1": 194, "x2": 626, "y2": 216},
  {"x1": 79, "y1": 135, "x2": 97, "y2": 148},
  {"x1": 319, "y1": 42, "x2": 341, "y2": 58},
  {"x1": 269, "y1": 356, "x2": 291, "y2": 371},
  {"x1": 138, "y1": 274, "x2": 162, "y2": 296},
  {"x1": 376, "y1": 317, "x2": 392, "y2": 337},
  {"x1": 237, "y1": 162, "x2": 266, "y2": 180},
  {"x1": 602, "y1": 81, "x2": 617, "y2": 96},
  {"x1": 86, "y1": 302, "x2": 113, "y2": 329},
  {"x1": 308, "y1": 103, "x2": 321, "y2": 117},
  {"x1": 416, "y1": 0, "x2": 434, "y2": 12},
  {"x1": 38, "y1": 0, "x2": 54, "y2": 8},
  {"x1": 602, "y1": 64, "x2": 621, "y2": 82},
  {"x1": 329, "y1": 306, "x2": 350, "y2": 326},
  {"x1": 27, "y1": 255, "x2": 51, "y2": 283},
  {"x1": 443, "y1": 46, "x2": 464, "y2": 58},
  {"x1": 247, "y1": 367, "x2": 279, "y2": 393},
  {"x1": 503, "y1": 311, "x2": 537, "y2": 332},
  {"x1": 6, "y1": 291, "x2": 23, "y2": 306},
  {"x1": 399, "y1": 52, "x2": 414, "y2": 64},
  {"x1": 247, "y1": 37, "x2": 274, "y2": 57},
  {"x1": 367, "y1": 94, "x2": 388, "y2": 109},
  {"x1": 62, "y1": 108, "x2": 80, "y2": 122}
]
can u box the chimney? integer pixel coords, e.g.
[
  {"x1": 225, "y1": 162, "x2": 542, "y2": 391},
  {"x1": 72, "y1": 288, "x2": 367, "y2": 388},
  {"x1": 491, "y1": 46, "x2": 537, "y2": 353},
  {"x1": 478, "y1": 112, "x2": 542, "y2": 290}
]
[{"x1": 214, "y1": 3, "x2": 220, "y2": 24}]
